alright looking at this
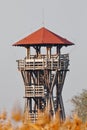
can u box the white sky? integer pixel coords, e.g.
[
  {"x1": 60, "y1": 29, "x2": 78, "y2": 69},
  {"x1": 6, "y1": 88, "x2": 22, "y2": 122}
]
[{"x1": 0, "y1": 0, "x2": 87, "y2": 115}]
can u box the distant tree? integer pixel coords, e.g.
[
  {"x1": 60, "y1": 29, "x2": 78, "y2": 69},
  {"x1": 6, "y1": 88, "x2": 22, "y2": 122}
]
[{"x1": 71, "y1": 89, "x2": 87, "y2": 122}]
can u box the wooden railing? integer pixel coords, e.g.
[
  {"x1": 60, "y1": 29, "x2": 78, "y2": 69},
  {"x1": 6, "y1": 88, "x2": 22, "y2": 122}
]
[
  {"x1": 17, "y1": 54, "x2": 69, "y2": 71},
  {"x1": 25, "y1": 85, "x2": 44, "y2": 97},
  {"x1": 24, "y1": 110, "x2": 38, "y2": 123},
  {"x1": 28, "y1": 112, "x2": 38, "y2": 123}
]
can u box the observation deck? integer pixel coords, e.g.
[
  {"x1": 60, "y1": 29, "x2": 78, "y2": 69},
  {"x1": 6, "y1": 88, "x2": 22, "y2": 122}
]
[
  {"x1": 25, "y1": 85, "x2": 44, "y2": 97},
  {"x1": 17, "y1": 54, "x2": 69, "y2": 71}
]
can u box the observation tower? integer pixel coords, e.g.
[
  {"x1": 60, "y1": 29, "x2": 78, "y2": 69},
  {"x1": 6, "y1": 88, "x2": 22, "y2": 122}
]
[{"x1": 13, "y1": 27, "x2": 74, "y2": 122}]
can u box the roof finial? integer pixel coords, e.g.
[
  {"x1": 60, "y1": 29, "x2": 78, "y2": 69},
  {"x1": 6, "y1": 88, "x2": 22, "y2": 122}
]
[{"x1": 42, "y1": 8, "x2": 45, "y2": 27}]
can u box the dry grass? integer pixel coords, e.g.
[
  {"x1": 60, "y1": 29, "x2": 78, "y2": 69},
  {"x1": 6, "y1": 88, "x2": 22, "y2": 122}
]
[{"x1": 0, "y1": 109, "x2": 87, "y2": 130}]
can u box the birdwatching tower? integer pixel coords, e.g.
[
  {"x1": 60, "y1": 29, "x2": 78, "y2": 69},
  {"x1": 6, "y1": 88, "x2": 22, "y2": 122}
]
[{"x1": 13, "y1": 27, "x2": 74, "y2": 122}]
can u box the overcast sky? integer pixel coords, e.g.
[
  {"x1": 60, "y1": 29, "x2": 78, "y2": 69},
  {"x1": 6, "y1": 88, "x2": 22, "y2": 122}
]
[{"x1": 0, "y1": 0, "x2": 87, "y2": 115}]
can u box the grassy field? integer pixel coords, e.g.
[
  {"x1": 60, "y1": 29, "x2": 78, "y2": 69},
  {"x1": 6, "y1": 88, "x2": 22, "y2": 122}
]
[{"x1": 0, "y1": 109, "x2": 87, "y2": 130}]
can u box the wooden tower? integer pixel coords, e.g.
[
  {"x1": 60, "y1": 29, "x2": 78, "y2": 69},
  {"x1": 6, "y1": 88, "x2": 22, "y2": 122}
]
[{"x1": 13, "y1": 27, "x2": 74, "y2": 122}]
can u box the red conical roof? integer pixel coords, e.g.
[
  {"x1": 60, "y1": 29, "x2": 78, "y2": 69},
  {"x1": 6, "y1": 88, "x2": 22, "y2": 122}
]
[{"x1": 13, "y1": 27, "x2": 74, "y2": 46}]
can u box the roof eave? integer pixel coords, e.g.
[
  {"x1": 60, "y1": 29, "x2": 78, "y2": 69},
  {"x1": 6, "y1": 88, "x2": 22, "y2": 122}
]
[{"x1": 13, "y1": 42, "x2": 74, "y2": 47}]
